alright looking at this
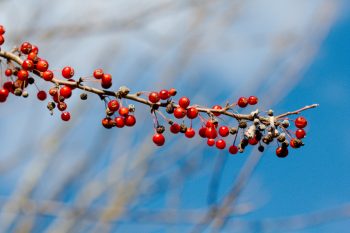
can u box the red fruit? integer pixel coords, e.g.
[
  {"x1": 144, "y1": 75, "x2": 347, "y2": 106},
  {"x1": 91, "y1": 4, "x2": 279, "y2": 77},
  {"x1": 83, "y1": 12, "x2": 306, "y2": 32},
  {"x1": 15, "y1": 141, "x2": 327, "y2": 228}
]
[
  {"x1": 0, "y1": 36, "x2": 4, "y2": 46},
  {"x1": 102, "y1": 117, "x2": 113, "y2": 129},
  {"x1": 3, "y1": 82, "x2": 14, "y2": 93},
  {"x1": 153, "y1": 133, "x2": 165, "y2": 146},
  {"x1": 178, "y1": 96, "x2": 190, "y2": 109},
  {"x1": 118, "y1": 106, "x2": 129, "y2": 116},
  {"x1": 170, "y1": 123, "x2": 181, "y2": 134},
  {"x1": 101, "y1": 73, "x2": 112, "y2": 89},
  {"x1": 5, "y1": 69, "x2": 12, "y2": 77},
  {"x1": 31, "y1": 45, "x2": 39, "y2": 54},
  {"x1": 36, "y1": 59, "x2": 49, "y2": 72},
  {"x1": 93, "y1": 68, "x2": 104, "y2": 79},
  {"x1": 0, "y1": 25, "x2": 5, "y2": 35},
  {"x1": 62, "y1": 66, "x2": 74, "y2": 79},
  {"x1": 125, "y1": 115, "x2": 136, "y2": 127},
  {"x1": 186, "y1": 107, "x2": 198, "y2": 119},
  {"x1": 57, "y1": 102, "x2": 67, "y2": 111},
  {"x1": 60, "y1": 86, "x2": 72, "y2": 98},
  {"x1": 229, "y1": 145, "x2": 238, "y2": 154},
  {"x1": 185, "y1": 128, "x2": 196, "y2": 138},
  {"x1": 42, "y1": 70, "x2": 54, "y2": 81},
  {"x1": 52, "y1": 93, "x2": 64, "y2": 103},
  {"x1": 205, "y1": 127, "x2": 218, "y2": 139},
  {"x1": 49, "y1": 87, "x2": 58, "y2": 96},
  {"x1": 295, "y1": 116, "x2": 307, "y2": 128},
  {"x1": 115, "y1": 116, "x2": 125, "y2": 128},
  {"x1": 290, "y1": 138, "x2": 300, "y2": 148},
  {"x1": 37, "y1": 90, "x2": 47, "y2": 101},
  {"x1": 108, "y1": 100, "x2": 120, "y2": 112},
  {"x1": 168, "y1": 88, "x2": 177, "y2": 96},
  {"x1": 248, "y1": 96, "x2": 258, "y2": 105},
  {"x1": 20, "y1": 42, "x2": 32, "y2": 54},
  {"x1": 212, "y1": 105, "x2": 222, "y2": 116},
  {"x1": 159, "y1": 90, "x2": 170, "y2": 100},
  {"x1": 0, "y1": 88, "x2": 9, "y2": 99},
  {"x1": 248, "y1": 137, "x2": 259, "y2": 145},
  {"x1": 295, "y1": 129, "x2": 306, "y2": 139},
  {"x1": 206, "y1": 120, "x2": 218, "y2": 128},
  {"x1": 199, "y1": 127, "x2": 207, "y2": 138},
  {"x1": 148, "y1": 92, "x2": 160, "y2": 103},
  {"x1": 276, "y1": 147, "x2": 288, "y2": 158},
  {"x1": 174, "y1": 107, "x2": 186, "y2": 119},
  {"x1": 219, "y1": 126, "x2": 229, "y2": 137},
  {"x1": 22, "y1": 59, "x2": 34, "y2": 71},
  {"x1": 237, "y1": 97, "x2": 248, "y2": 108},
  {"x1": 17, "y1": 70, "x2": 29, "y2": 81},
  {"x1": 207, "y1": 138, "x2": 215, "y2": 147},
  {"x1": 27, "y1": 52, "x2": 38, "y2": 61},
  {"x1": 61, "y1": 112, "x2": 71, "y2": 121},
  {"x1": 216, "y1": 139, "x2": 226, "y2": 149}
]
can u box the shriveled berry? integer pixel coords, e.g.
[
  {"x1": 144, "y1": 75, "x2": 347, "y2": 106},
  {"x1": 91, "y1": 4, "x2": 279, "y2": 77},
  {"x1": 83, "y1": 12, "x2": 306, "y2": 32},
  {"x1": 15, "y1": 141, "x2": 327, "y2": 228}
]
[
  {"x1": 153, "y1": 133, "x2": 165, "y2": 146},
  {"x1": 115, "y1": 116, "x2": 125, "y2": 128},
  {"x1": 59, "y1": 86, "x2": 72, "y2": 98},
  {"x1": 159, "y1": 90, "x2": 170, "y2": 100},
  {"x1": 295, "y1": 116, "x2": 307, "y2": 128},
  {"x1": 295, "y1": 128, "x2": 306, "y2": 139},
  {"x1": 118, "y1": 106, "x2": 129, "y2": 116},
  {"x1": 149, "y1": 92, "x2": 160, "y2": 103},
  {"x1": 185, "y1": 128, "x2": 196, "y2": 138},
  {"x1": 170, "y1": 123, "x2": 181, "y2": 134},
  {"x1": 212, "y1": 105, "x2": 222, "y2": 116},
  {"x1": 207, "y1": 138, "x2": 215, "y2": 147},
  {"x1": 61, "y1": 112, "x2": 71, "y2": 121},
  {"x1": 62, "y1": 66, "x2": 74, "y2": 79},
  {"x1": 216, "y1": 139, "x2": 226, "y2": 149},
  {"x1": 125, "y1": 115, "x2": 136, "y2": 127},
  {"x1": 219, "y1": 126, "x2": 229, "y2": 137},
  {"x1": 37, "y1": 90, "x2": 47, "y2": 101},
  {"x1": 108, "y1": 100, "x2": 120, "y2": 112},
  {"x1": 93, "y1": 68, "x2": 104, "y2": 79},
  {"x1": 178, "y1": 97, "x2": 190, "y2": 109},
  {"x1": 174, "y1": 107, "x2": 186, "y2": 119},
  {"x1": 186, "y1": 107, "x2": 198, "y2": 119},
  {"x1": 229, "y1": 145, "x2": 238, "y2": 154},
  {"x1": 248, "y1": 96, "x2": 258, "y2": 105},
  {"x1": 42, "y1": 70, "x2": 54, "y2": 81},
  {"x1": 237, "y1": 97, "x2": 248, "y2": 108},
  {"x1": 36, "y1": 59, "x2": 49, "y2": 72}
]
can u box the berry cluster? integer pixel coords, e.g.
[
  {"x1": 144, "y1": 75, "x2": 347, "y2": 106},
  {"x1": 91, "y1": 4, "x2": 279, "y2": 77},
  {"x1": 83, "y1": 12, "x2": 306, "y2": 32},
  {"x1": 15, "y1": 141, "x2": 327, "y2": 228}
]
[{"x1": 0, "y1": 24, "x2": 317, "y2": 157}]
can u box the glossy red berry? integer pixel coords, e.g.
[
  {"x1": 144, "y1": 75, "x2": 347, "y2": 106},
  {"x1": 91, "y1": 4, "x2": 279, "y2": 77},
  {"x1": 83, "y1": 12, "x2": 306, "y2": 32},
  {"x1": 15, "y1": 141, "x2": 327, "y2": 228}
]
[
  {"x1": 115, "y1": 116, "x2": 125, "y2": 128},
  {"x1": 36, "y1": 59, "x2": 49, "y2": 72},
  {"x1": 27, "y1": 52, "x2": 38, "y2": 61},
  {"x1": 0, "y1": 88, "x2": 9, "y2": 99},
  {"x1": 248, "y1": 96, "x2": 258, "y2": 105},
  {"x1": 149, "y1": 92, "x2": 160, "y2": 103},
  {"x1": 118, "y1": 107, "x2": 129, "y2": 116},
  {"x1": 219, "y1": 126, "x2": 229, "y2": 137},
  {"x1": 212, "y1": 105, "x2": 222, "y2": 116},
  {"x1": 93, "y1": 69, "x2": 104, "y2": 79},
  {"x1": 108, "y1": 100, "x2": 120, "y2": 112},
  {"x1": 42, "y1": 70, "x2": 54, "y2": 81},
  {"x1": 101, "y1": 74, "x2": 112, "y2": 89},
  {"x1": 0, "y1": 36, "x2": 4, "y2": 46},
  {"x1": 186, "y1": 107, "x2": 198, "y2": 119},
  {"x1": 61, "y1": 112, "x2": 71, "y2": 121},
  {"x1": 229, "y1": 145, "x2": 238, "y2": 154},
  {"x1": 0, "y1": 25, "x2": 5, "y2": 35},
  {"x1": 237, "y1": 97, "x2": 248, "y2": 108},
  {"x1": 37, "y1": 90, "x2": 47, "y2": 101},
  {"x1": 57, "y1": 102, "x2": 67, "y2": 111},
  {"x1": 295, "y1": 129, "x2": 306, "y2": 139},
  {"x1": 216, "y1": 139, "x2": 226, "y2": 149},
  {"x1": 2, "y1": 82, "x2": 13, "y2": 93},
  {"x1": 62, "y1": 66, "x2": 74, "y2": 79},
  {"x1": 60, "y1": 86, "x2": 72, "y2": 98},
  {"x1": 290, "y1": 138, "x2": 300, "y2": 148},
  {"x1": 102, "y1": 117, "x2": 113, "y2": 129},
  {"x1": 276, "y1": 147, "x2": 288, "y2": 158},
  {"x1": 199, "y1": 127, "x2": 207, "y2": 138},
  {"x1": 206, "y1": 120, "x2": 218, "y2": 128},
  {"x1": 49, "y1": 87, "x2": 58, "y2": 96},
  {"x1": 205, "y1": 127, "x2": 218, "y2": 139},
  {"x1": 207, "y1": 138, "x2": 215, "y2": 147},
  {"x1": 168, "y1": 88, "x2": 177, "y2": 96},
  {"x1": 174, "y1": 107, "x2": 186, "y2": 119},
  {"x1": 5, "y1": 69, "x2": 12, "y2": 77},
  {"x1": 125, "y1": 115, "x2": 136, "y2": 127},
  {"x1": 22, "y1": 59, "x2": 34, "y2": 71},
  {"x1": 185, "y1": 128, "x2": 196, "y2": 138},
  {"x1": 295, "y1": 116, "x2": 307, "y2": 128},
  {"x1": 159, "y1": 90, "x2": 170, "y2": 100},
  {"x1": 17, "y1": 70, "x2": 29, "y2": 81},
  {"x1": 153, "y1": 133, "x2": 165, "y2": 146},
  {"x1": 31, "y1": 45, "x2": 39, "y2": 54},
  {"x1": 20, "y1": 42, "x2": 32, "y2": 54},
  {"x1": 170, "y1": 123, "x2": 181, "y2": 134},
  {"x1": 248, "y1": 137, "x2": 259, "y2": 145},
  {"x1": 179, "y1": 97, "x2": 190, "y2": 109}
]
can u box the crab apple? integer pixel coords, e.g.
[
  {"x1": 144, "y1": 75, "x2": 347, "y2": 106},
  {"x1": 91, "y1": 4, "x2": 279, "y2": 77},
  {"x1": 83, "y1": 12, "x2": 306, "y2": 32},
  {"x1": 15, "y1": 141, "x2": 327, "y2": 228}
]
[
  {"x1": 60, "y1": 86, "x2": 72, "y2": 98},
  {"x1": 17, "y1": 70, "x2": 29, "y2": 81},
  {"x1": 0, "y1": 35, "x2": 4, "y2": 46},
  {"x1": 205, "y1": 127, "x2": 218, "y2": 139},
  {"x1": 186, "y1": 107, "x2": 198, "y2": 119},
  {"x1": 42, "y1": 70, "x2": 54, "y2": 81},
  {"x1": 206, "y1": 120, "x2": 218, "y2": 128},
  {"x1": 295, "y1": 116, "x2": 307, "y2": 128},
  {"x1": 174, "y1": 107, "x2": 186, "y2": 119},
  {"x1": 118, "y1": 106, "x2": 129, "y2": 116},
  {"x1": 31, "y1": 45, "x2": 39, "y2": 54},
  {"x1": 276, "y1": 147, "x2": 288, "y2": 158},
  {"x1": 178, "y1": 96, "x2": 190, "y2": 109},
  {"x1": 108, "y1": 100, "x2": 120, "y2": 112},
  {"x1": 170, "y1": 123, "x2": 181, "y2": 134},
  {"x1": 159, "y1": 90, "x2": 170, "y2": 100},
  {"x1": 5, "y1": 69, "x2": 12, "y2": 77},
  {"x1": 102, "y1": 117, "x2": 113, "y2": 129},
  {"x1": 27, "y1": 52, "x2": 38, "y2": 61},
  {"x1": 168, "y1": 88, "x2": 177, "y2": 96},
  {"x1": 229, "y1": 145, "x2": 239, "y2": 154},
  {"x1": 37, "y1": 90, "x2": 47, "y2": 101},
  {"x1": 125, "y1": 115, "x2": 136, "y2": 127},
  {"x1": 22, "y1": 59, "x2": 34, "y2": 71},
  {"x1": 20, "y1": 42, "x2": 32, "y2": 54},
  {"x1": 101, "y1": 73, "x2": 112, "y2": 89},
  {"x1": 207, "y1": 138, "x2": 215, "y2": 147},
  {"x1": 219, "y1": 126, "x2": 229, "y2": 137},
  {"x1": 237, "y1": 97, "x2": 248, "y2": 108},
  {"x1": 57, "y1": 102, "x2": 67, "y2": 111},
  {"x1": 199, "y1": 127, "x2": 207, "y2": 138},
  {"x1": 61, "y1": 112, "x2": 71, "y2": 121},
  {"x1": 216, "y1": 139, "x2": 226, "y2": 149},
  {"x1": 0, "y1": 88, "x2": 9, "y2": 99},
  {"x1": 212, "y1": 105, "x2": 223, "y2": 116},
  {"x1": 115, "y1": 116, "x2": 125, "y2": 128},
  {"x1": 36, "y1": 59, "x2": 49, "y2": 72},
  {"x1": 0, "y1": 25, "x2": 5, "y2": 35},
  {"x1": 185, "y1": 127, "x2": 196, "y2": 138},
  {"x1": 295, "y1": 128, "x2": 306, "y2": 139},
  {"x1": 149, "y1": 92, "x2": 160, "y2": 103},
  {"x1": 93, "y1": 68, "x2": 104, "y2": 79},
  {"x1": 153, "y1": 133, "x2": 165, "y2": 146},
  {"x1": 62, "y1": 66, "x2": 74, "y2": 79},
  {"x1": 248, "y1": 96, "x2": 258, "y2": 105}
]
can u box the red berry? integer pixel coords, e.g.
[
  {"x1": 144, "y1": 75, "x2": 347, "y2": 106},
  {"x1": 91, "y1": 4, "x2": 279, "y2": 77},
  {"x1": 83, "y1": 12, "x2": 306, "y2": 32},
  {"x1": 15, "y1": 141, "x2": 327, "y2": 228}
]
[
  {"x1": 199, "y1": 127, "x2": 207, "y2": 138},
  {"x1": 49, "y1": 87, "x2": 58, "y2": 96},
  {"x1": 57, "y1": 102, "x2": 67, "y2": 111},
  {"x1": 290, "y1": 138, "x2": 300, "y2": 148},
  {"x1": 207, "y1": 138, "x2": 215, "y2": 147},
  {"x1": 22, "y1": 59, "x2": 34, "y2": 71},
  {"x1": 102, "y1": 117, "x2": 113, "y2": 129},
  {"x1": 248, "y1": 96, "x2": 258, "y2": 105},
  {"x1": 36, "y1": 59, "x2": 49, "y2": 72},
  {"x1": 115, "y1": 116, "x2": 125, "y2": 128},
  {"x1": 153, "y1": 133, "x2": 165, "y2": 146},
  {"x1": 295, "y1": 116, "x2": 307, "y2": 128},
  {"x1": 248, "y1": 137, "x2": 259, "y2": 145},
  {"x1": 31, "y1": 45, "x2": 39, "y2": 54},
  {"x1": 108, "y1": 100, "x2": 120, "y2": 112},
  {"x1": 170, "y1": 123, "x2": 181, "y2": 134},
  {"x1": 61, "y1": 112, "x2": 71, "y2": 121},
  {"x1": 159, "y1": 90, "x2": 170, "y2": 100},
  {"x1": 178, "y1": 96, "x2": 190, "y2": 109},
  {"x1": 17, "y1": 70, "x2": 29, "y2": 81},
  {"x1": 168, "y1": 88, "x2": 177, "y2": 96},
  {"x1": 206, "y1": 120, "x2": 218, "y2": 128},
  {"x1": 148, "y1": 92, "x2": 160, "y2": 103},
  {"x1": 205, "y1": 127, "x2": 218, "y2": 139},
  {"x1": 42, "y1": 70, "x2": 54, "y2": 81},
  {"x1": 174, "y1": 107, "x2": 186, "y2": 119},
  {"x1": 118, "y1": 107, "x2": 129, "y2": 116},
  {"x1": 59, "y1": 86, "x2": 72, "y2": 98},
  {"x1": 229, "y1": 145, "x2": 238, "y2": 154},
  {"x1": 62, "y1": 66, "x2": 74, "y2": 79},
  {"x1": 125, "y1": 115, "x2": 136, "y2": 127},
  {"x1": 295, "y1": 129, "x2": 306, "y2": 139},
  {"x1": 20, "y1": 42, "x2": 32, "y2": 54},
  {"x1": 0, "y1": 25, "x2": 5, "y2": 35},
  {"x1": 93, "y1": 68, "x2": 104, "y2": 79},
  {"x1": 212, "y1": 105, "x2": 222, "y2": 116},
  {"x1": 186, "y1": 107, "x2": 198, "y2": 119},
  {"x1": 216, "y1": 139, "x2": 226, "y2": 149},
  {"x1": 0, "y1": 36, "x2": 4, "y2": 46},
  {"x1": 219, "y1": 126, "x2": 229, "y2": 137},
  {"x1": 37, "y1": 90, "x2": 47, "y2": 101},
  {"x1": 276, "y1": 147, "x2": 288, "y2": 158},
  {"x1": 101, "y1": 74, "x2": 112, "y2": 89},
  {"x1": 5, "y1": 69, "x2": 12, "y2": 77},
  {"x1": 185, "y1": 128, "x2": 196, "y2": 138},
  {"x1": 27, "y1": 52, "x2": 38, "y2": 61},
  {"x1": 237, "y1": 97, "x2": 248, "y2": 108},
  {"x1": 3, "y1": 82, "x2": 14, "y2": 93},
  {"x1": 0, "y1": 88, "x2": 9, "y2": 99}
]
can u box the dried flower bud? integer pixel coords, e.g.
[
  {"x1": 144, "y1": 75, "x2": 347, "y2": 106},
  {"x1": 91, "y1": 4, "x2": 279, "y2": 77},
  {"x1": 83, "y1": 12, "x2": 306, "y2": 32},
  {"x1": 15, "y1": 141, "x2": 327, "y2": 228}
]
[
  {"x1": 180, "y1": 123, "x2": 187, "y2": 133},
  {"x1": 80, "y1": 93, "x2": 88, "y2": 100},
  {"x1": 166, "y1": 103, "x2": 174, "y2": 114},
  {"x1": 282, "y1": 119, "x2": 290, "y2": 128},
  {"x1": 128, "y1": 104, "x2": 135, "y2": 113},
  {"x1": 268, "y1": 109, "x2": 274, "y2": 116},
  {"x1": 14, "y1": 88, "x2": 22, "y2": 96},
  {"x1": 239, "y1": 121, "x2": 247, "y2": 129},
  {"x1": 277, "y1": 133, "x2": 286, "y2": 142},
  {"x1": 156, "y1": 125, "x2": 165, "y2": 134},
  {"x1": 230, "y1": 127, "x2": 238, "y2": 135},
  {"x1": 22, "y1": 91, "x2": 29, "y2": 98}
]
